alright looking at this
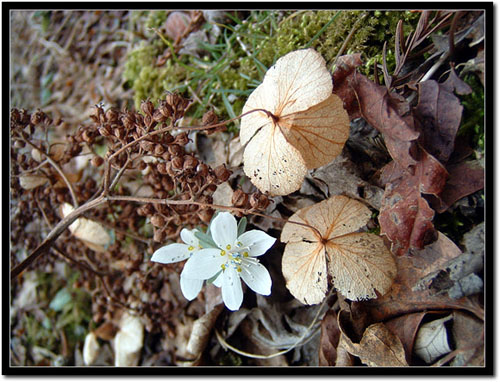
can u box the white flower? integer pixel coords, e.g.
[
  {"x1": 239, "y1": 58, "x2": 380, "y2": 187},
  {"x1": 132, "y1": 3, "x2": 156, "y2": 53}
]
[
  {"x1": 150, "y1": 228, "x2": 204, "y2": 300},
  {"x1": 182, "y1": 212, "x2": 276, "y2": 311}
]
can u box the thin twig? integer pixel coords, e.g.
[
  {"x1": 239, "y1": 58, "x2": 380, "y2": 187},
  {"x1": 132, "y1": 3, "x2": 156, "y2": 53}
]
[
  {"x1": 20, "y1": 137, "x2": 79, "y2": 207},
  {"x1": 215, "y1": 286, "x2": 335, "y2": 359},
  {"x1": 11, "y1": 195, "x2": 106, "y2": 279}
]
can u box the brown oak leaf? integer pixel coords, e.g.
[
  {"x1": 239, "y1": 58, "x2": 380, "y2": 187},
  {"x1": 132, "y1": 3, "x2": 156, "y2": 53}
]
[{"x1": 379, "y1": 148, "x2": 448, "y2": 256}]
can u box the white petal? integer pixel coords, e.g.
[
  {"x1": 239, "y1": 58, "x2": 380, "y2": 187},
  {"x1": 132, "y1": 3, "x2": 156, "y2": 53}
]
[
  {"x1": 151, "y1": 243, "x2": 190, "y2": 264},
  {"x1": 212, "y1": 271, "x2": 223, "y2": 288},
  {"x1": 237, "y1": 230, "x2": 276, "y2": 257},
  {"x1": 179, "y1": 273, "x2": 204, "y2": 301},
  {"x1": 211, "y1": 212, "x2": 238, "y2": 249},
  {"x1": 182, "y1": 248, "x2": 225, "y2": 280},
  {"x1": 240, "y1": 260, "x2": 272, "y2": 296},
  {"x1": 221, "y1": 267, "x2": 243, "y2": 311},
  {"x1": 180, "y1": 228, "x2": 200, "y2": 247}
]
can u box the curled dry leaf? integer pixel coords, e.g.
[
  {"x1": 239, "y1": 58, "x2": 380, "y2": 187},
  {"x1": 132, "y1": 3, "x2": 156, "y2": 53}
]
[
  {"x1": 83, "y1": 332, "x2": 100, "y2": 366},
  {"x1": 240, "y1": 48, "x2": 350, "y2": 196},
  {"x1": 339, "y1": 322, "x2": 408, "y2": 367},
  {"x1": 113, "y1": 312, "x2": 144, "y2": 367},
  {"x1": 19, "y1": 174, "x2": 49, "y2": 190},
  {"x1": 414, "y1": 315, "x2": 452, "y2": 364},
  {"x1": 61, "y1": 202, "x2": 111, "y2": 252},
  {"x1": 281, "y1": 195, "x2": 396, "y2": 305},
  {"x1": 186, "y1": 304, "x2": 224, "y2": 361}
]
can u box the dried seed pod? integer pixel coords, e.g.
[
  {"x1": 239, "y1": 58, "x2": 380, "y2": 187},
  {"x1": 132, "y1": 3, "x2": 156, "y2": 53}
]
[
  {"x1": 139, "y1": 140, "x2": 155, "y2": 152},
  {"x1": 91, "y1": 156, "x2": 104, "y2": 167},
  {"x1": 151, "y1": 214, "x2": 166, "y2": 227},
  {"x1": 232, "y1": 189, "x2": 249, "y2": 208},
  {"x1": 183, "y1": 155, "x2": 198, "y2": 171},
  {"x1": 197, "y1": 209, "x2": 214, "y2": 224},
  {"x1": 196, "y1": 163, "x2": 209, "y2": 177},
  {"x1": 98, "y1": 125, "x2": 111, "y2": 137},
  {"x1": 158, "y1": 100, "x2": 173, "y2": 118},
  {"x1": 105, "y1": 108, "x2": 120, "y2": 123},
  {"x1": 214, "y1": 164, "x2": 231, "y2": 183},
  {"x1": 82, "y1": 129, "x2": 95, "y2": 143},
  {"x1": 30, "y1": 111, "x2": 45, "y2": 125},
  {"x1": 143, "y1": 115, "x2": 156, "y2": 129},
  {"x1": 250, "y1": 192, "x2": 270, "y2": 210},
  {"x1": 163, "y1": 133, "x2": 175, "y2": 144},
  {"x1": 13, "y1": 140, "x2": 25, "y2": 149},
  {"x1": 202, "y1": 110, "x2": 218, "y2": 126},
  {"x1": 173, "y1": 132, "x2": 189, "y2": 146},
  {"x1": 122, "y1": 111, "x2": 136, "y2": 130},
  {"x1": 153, "y1": 228, "x2": 166, "y2": 243},
  {"x1": 167, "y1": 144, "x2": 183, "y2": 157},
  {"x1": 153, "y1": 109, "x2": 167, "y2": 123},
  {"x1": 171, "y1": 156, "x2": 184, "y2": 171},
  {"x1": 141, "y1": 100, "x2": 155, "y2": 116},
  {"x1": 138, "y1": 161, "x2": 148, "y2": 171},
  {"x1": 154, "y1": 144, "x2": 166, "y2": 156},
  {"x1": 161, "y1": 176, "x2": 174, "y2": 191},
  {"x1": 11, "y1": 109, "x2": 21, "y2": 124},
  {"x1": 157, "y1": 162, "x2": 168, "y2": 175}
]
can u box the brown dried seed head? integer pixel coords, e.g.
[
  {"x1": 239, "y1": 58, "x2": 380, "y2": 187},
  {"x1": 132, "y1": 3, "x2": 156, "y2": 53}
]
[
  {"x1": 105, "y1": 108, "x2": 120, "y2": 123},
  {"x1": 153, "y1": 109, "x2": 167, "y2": 123},
  {"x1": 250, "y1": 192, "x2": 270, "y2": 210},
  {"x1": 157, "y1": 162, "x2": 168, "y2": 175},
  {"x1": 13, "y1": 140, "x2": 25, "y2": 149},
  {"x1": 174, "y1": 132, "x2": 189, "y2": 146},
  {"x1": 139, "y1": 140, "x2": 155, "y2": 152},
  {"x1": 197, "y1": 209, "x2": 214, "y2": 224},
  {"x1": 214, "y1": 164, "x2": 231, "y2": 183},
  {"x1": 151, "y1": 214, "x2": 166, "y2": 227},
  {"x1": 183, "y1": 155, "x2": 198, "y2": 170},
  {"x1": 168, "y1": 144, "x2": 183, "y2": 156},
  {"x1": 91, "y1": 156, "x2": 104, "y2": 167},
  {"x1": 154, "y1": 144, "x2": 166, "y2": 156},
  {"x1": 98, "y1": 126, "x2": 111, "y2": 137},
  {"x1": 30, "y1": 111, "x2": 44, "y2": 125},
  {"x1": 159, "y1": 100, "x2": 173, "y2": 118},
  {"x1": 171, "y1": 155, "x2": 184, "y2": 170},
  {"x1": 232, "y1": 189, "x2": 249, "y2": 208},
  {"x1": 196, "y1": 163, "x2": 209, "y2": 177},
  {"x1": 202, "y1": 110, "x2": 218, "y2": 126},
  {"x1": 161, "y1": 176, "x2": 174, "y2": 191},
  {"x1": 11, "y1": 109, "x2": 21, "y2": 124},
  {"x1": 141, "y1": 100, "x2": 155, "y2": 116},
  {"x1": 153, "y1": 228, "x2": 167, "y2": 243}
]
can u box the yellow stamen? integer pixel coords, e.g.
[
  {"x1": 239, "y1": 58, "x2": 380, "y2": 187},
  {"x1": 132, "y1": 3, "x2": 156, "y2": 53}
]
[
  {"x1": 188, "y1": 246, "x2": 195, "y2": 251},
  {"x1": 221, "y1": 264, "x2": 226, "y2": 270},
  {"x1": 243, "y1": 252, "x2": 249, "y2": 257},
  {"x1": 226, "y1": 244, "x2": 232, "y2": 250},
  {"x1": 220, "y1": 250, "x2": 226, "y2": 256},
  {"x1": 236, "y1": 266, "x2": 242, "y2": 272}
]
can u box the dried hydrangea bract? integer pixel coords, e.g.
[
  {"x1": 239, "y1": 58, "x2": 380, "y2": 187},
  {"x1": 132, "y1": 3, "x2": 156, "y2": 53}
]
[
  {"x1": 240, "y1": 48, "x2": 350, "y2": 196},
  {"x1": 281, "y1": 195, "x2": 396, "y2": 304}
]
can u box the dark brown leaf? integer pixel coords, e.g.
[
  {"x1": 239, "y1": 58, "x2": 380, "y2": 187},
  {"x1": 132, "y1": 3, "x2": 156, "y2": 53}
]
[
  {"x1": 385, "y1": 311, "x2": 428, "y2": 364},
  {"x1": 415, "y1": 80, "x2": 464, "y2": 163},
  {"x1": 332, "y1": 53, "x2": 363, "y2": 120},
  {"x1": 441, "y1": 67, "x2": 473, "y2": 95},
  {"x1": 318, "y1": 310, "x2": 341, "y2": 366},
  {"x1": 450, "y1": 311, "x2": 484, "y2": 366},
  {"x1": 358, "y1": 232, "x2": 483, "y2": 323},
  {"x1": 351, "y1": 73, "x2": 419, "y2": 170},
  {"x1": 379, "y1": 148, "x2": 448, "y2": 256},
  {"x1": 430, "y1": 160, "x2": 484, "y2": 213},
  {"x1": 164, "y1": 12, "x2": 191, "y2": 41}
]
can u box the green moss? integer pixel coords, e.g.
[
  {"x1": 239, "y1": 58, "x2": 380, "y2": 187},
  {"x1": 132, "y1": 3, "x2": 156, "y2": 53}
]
[
  {"x1": 122, "y1": 10, "x2": 422, "y2": 128},
  {"x1": 458, "y1": 73, "x2": 484, "y2": 153}
]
